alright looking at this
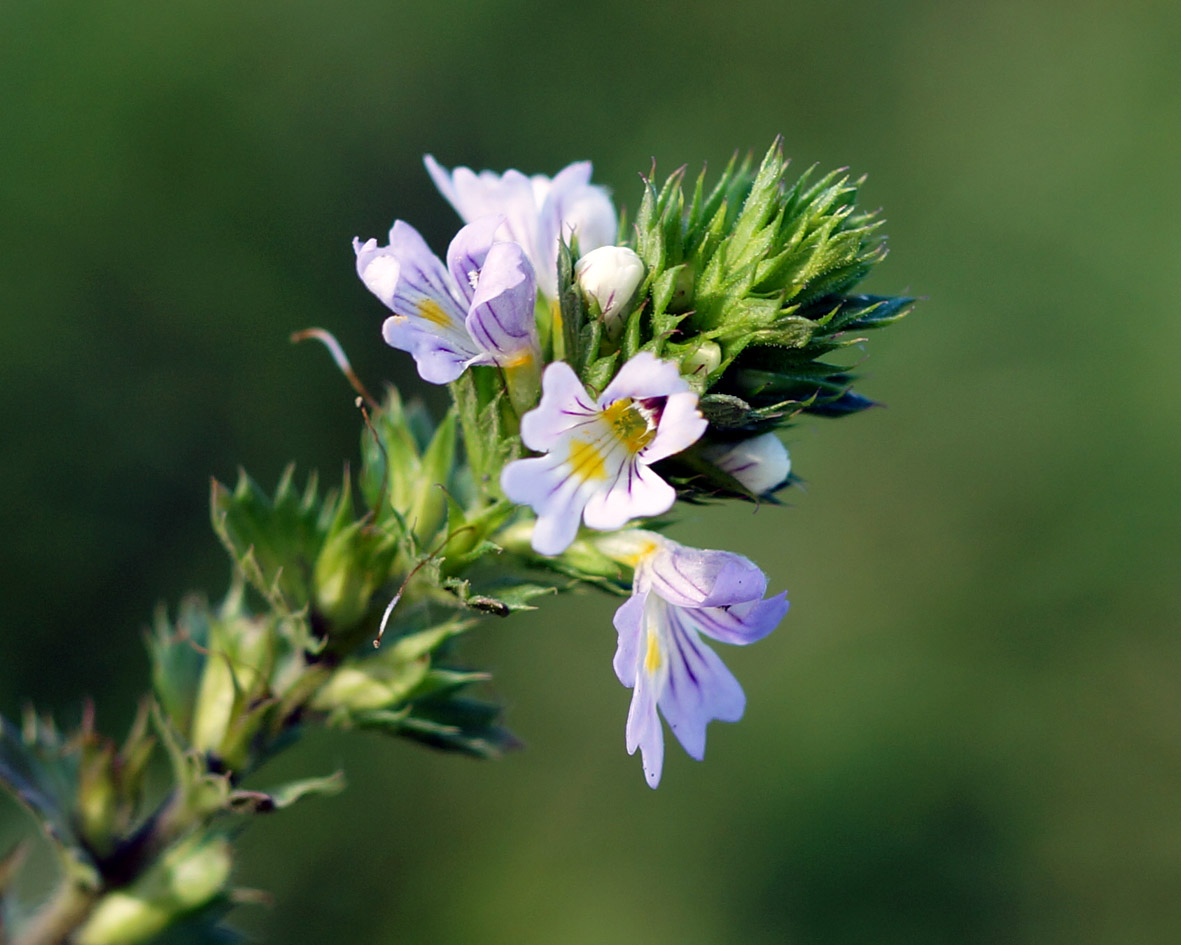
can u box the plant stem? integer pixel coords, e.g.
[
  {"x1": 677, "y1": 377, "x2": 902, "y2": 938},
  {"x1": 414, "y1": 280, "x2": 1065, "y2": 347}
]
[{"x1": 12, "y1": 877, "x2": 98, "y2": 945}]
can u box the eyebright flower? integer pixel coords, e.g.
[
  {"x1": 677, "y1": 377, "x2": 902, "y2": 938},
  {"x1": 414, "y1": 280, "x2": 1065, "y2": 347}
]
[
  {"x1": 424, "y1": 155, "x2": 617, "y2": 300},
  {"x1": 701, "y1": 433, "x2": 791, "y2": 496},
  {"x1": 354, "y1": 216, "x2": 539, "y2": 385},
  {"x1": 600, "y1": 530, "x2": 788, "y2": 788},
  {"x1": 574, "y1": 245, "x2": 645, "y2": 337},
  {"x1": 500, "y1": 352, "x2": 707, "y2": 556}
]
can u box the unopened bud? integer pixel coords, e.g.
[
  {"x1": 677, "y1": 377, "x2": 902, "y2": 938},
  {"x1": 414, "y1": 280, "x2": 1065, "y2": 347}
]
[
  {"x1": 702, "y1": 433, "x2": 790, "y2": 496},
  {"x1": 681, "y1": 341, "x2": 722, "y2": 381},
  {"x1": 574, "y1": 246, "x2": 645, "y2": 336}
]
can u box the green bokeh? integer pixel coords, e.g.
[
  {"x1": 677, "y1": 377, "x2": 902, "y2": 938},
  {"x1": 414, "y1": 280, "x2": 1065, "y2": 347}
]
[{"x1": 2, "y1": 0, "x2": 1179, "y2": 942}]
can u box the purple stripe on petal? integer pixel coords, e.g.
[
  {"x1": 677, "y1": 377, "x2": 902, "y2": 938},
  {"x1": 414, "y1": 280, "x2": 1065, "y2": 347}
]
[{"x1": 466, "y1": 242, "x2": 538, "y2": 362}]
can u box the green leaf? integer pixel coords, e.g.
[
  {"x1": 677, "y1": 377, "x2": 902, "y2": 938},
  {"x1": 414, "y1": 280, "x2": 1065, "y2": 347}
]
[{"x1": 230, "y1": 772, "x2": 345, "y2": 813}]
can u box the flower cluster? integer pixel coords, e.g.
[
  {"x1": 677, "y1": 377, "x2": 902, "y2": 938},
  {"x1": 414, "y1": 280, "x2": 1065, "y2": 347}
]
[
  {"x1": 354, "y1": 144, "x2": 909, "y2": 786},
  {"x1": 0, "y1": 142, "x2": 909, "y2": 945}
]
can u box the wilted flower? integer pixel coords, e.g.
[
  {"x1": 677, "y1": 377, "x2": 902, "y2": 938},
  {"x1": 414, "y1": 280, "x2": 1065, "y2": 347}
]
[
  {"x1": 600, "y1": 530, "x2": 788, "y2": 788},
  {"x1": 354, "y1": 216, "x2": 539, "y2": 385},
  {"x1": 701, "y1": 433, "x2": 791, "y2": 496},
  {"x1": 574, "y1": 245, "x2": 645, "y2": 336},
  {"x1": 424, "y1": 155, "x2": 617, "y2": 299},
  {"x1": 501, "y1": 352, "x2": 707, "y2": 555}
]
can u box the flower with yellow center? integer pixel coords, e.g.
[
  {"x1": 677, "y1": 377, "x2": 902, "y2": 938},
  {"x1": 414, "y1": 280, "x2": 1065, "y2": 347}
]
[
  {"x1": 500, "y1": 352, "x2": 707, "y2": 556},
  {"x1": 354, "y1": 215, "x2": 539, "y2": 387}
]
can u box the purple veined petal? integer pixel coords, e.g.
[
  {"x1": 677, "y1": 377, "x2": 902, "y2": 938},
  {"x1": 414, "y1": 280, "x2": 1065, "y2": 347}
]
[
  {"x1": 500, "y1": 452, "x2": 601, "y2": 555},
  {"x1": 381, "y1": 315, "x2": 473, "y2": 385},
  {"x1": 358, "y1": 223, "x2": 473, "y2": 359},
  {"x1": 465, "y1": 241, "x2": 539, "y2": 363},
  {"x1": 383, "y1": 221, "x2": 468, "y2": 316},
  {"x1": 681, "y1": 592, "x2": 789, "y2": 647},
  {"x1": 445, "y1": 215, "x2": 504, "y2": 307},
  {"x1": 644, "y1": 542, "x2": 768, "y2": 609},
  {"x1": 641, "y1": 389, "x2": 708, "y2": 463},
  {"x1": 581, "y1": 457, "x2": 676, "y2": 532},
  {"x1": 599, "y1": 351, "x2": 690, "y2": 404},
  {"x1": 658, "y1": 604, "x2": 747, "y2": 761},
  {"x1": 612, "y1": 593, "x2": 648, "y2": 688},
  {"x1": 518, "y1": 361, "x2": 600, "y2": 453}
]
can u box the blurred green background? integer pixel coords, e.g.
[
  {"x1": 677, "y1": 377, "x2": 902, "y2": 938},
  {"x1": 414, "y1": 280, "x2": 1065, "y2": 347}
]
[{"x1": 2, "y1": 0, "x2": 1179, "y2": 942}]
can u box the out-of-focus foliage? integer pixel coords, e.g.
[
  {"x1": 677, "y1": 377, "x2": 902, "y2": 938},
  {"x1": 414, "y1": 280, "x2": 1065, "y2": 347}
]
[{"x1": 2, "y1": 0, "x2": 1179, "y2": 944}]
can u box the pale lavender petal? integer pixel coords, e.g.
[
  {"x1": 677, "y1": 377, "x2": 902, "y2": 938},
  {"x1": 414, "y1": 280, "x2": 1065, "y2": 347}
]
[
  {"x1": 582, "y1": 458, "x2": 675, "y2": 532},
  {"x1": 445, "y1": 215, "x2": 504, "y2": 306},
  {"x1": 625, "y1": 670, "x2": 665, "y2": 788},
  {"x1": 611, "y1": 592, "x2": 646, "y2": 688},
  {"x1": 641, "y1": 389, "x2": 708, "y2": 463},
  {"x1": 382, "y1": 220, "x2": 468, "y2": 319},
  {"x1": 541, "y1": 165, "x2": 617, "y2": 265},
  {"x1": 500, "y1": 452, "x2": 598, "y2": 555},
  {"x1": 465, "y1": 242, "x2": 538, "y2": 362},
  {"x1": 659, "y1": 608, "x2": 747, "y2": 760},
  {"x1": 381, "y1": 315, "x2": 472, "y2": 384},
  {"x1": 423, "y1": 155, "x2": 461, "y2": 211},
  {"x1": 682, "y1": 592, "x2": 789, "y2": 646},
  {"x1": 353, "y1": 238, "x2": 400, "y2": 308},
  {"x1": 424, "y1": 156, "x2": 541, "y2": 256},
  {"x1": 599, "y1": 351, "x2": 689, "y2": 404},
  {"x1": 645, "y1": 543, "x2": 767, "y2": 609},
  {"x1": 517, "y1": 361, "x2": 599, "y2": 452}
]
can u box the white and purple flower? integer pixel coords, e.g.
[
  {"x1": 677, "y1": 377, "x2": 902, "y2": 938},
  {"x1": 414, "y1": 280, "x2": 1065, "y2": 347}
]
[
  {"x1": 601, "y1": 530, "x2": 789, "y2": 788},
  {"x1": 500, "y1": 353, "x2": 707, "y2": 556},
  {"x1": 424, "y1": 156, "x2": 617, "y2": 300},
  {"x1": 354, "y1": 215, "x2": 539, "y2": 385}
]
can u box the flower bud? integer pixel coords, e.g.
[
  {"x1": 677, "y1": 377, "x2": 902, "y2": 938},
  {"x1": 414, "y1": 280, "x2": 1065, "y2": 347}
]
[
  {"x1": 681, "y1": 341, "x2": 722, "y2": 383},
  {"x1": 702, "y1": 433, "x2": 791, "y2": 496},
  {"x1": 574, "y1": 246, "x2": 645, "y2": 336}
]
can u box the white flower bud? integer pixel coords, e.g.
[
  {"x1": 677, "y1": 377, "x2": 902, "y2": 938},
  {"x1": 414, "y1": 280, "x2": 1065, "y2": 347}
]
[
  {"x1": 681, "y1": 341, "x2": 722, "y2": 381},
  {"x1": 574, "y1": 246, "x2": 645, "y2": 335},
  {"x1": 702, "y1": 433, "x2": 791, "y2": 496}
]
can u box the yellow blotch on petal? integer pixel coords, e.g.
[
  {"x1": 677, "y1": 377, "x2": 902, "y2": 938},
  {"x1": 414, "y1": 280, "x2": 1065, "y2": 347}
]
[
  {"x1": 417, "y1": 299, "x2": 454, "y2": 329},
  {"x1": 644, "y1": 630, "x2": 662, "y2": 674},
  {"x1": 501, "y1": 349, "x2": 535, "y2": 370},
  {"x1": 567, "y1": 438, "x2": 607, "y2": 482},
  {"x1": 619, "y1": 540, "x2": 660, "y2": 568}
]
